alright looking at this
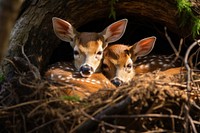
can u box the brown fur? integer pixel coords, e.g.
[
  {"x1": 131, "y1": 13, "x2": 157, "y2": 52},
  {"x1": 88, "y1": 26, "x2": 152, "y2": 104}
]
[{"x1": 76, "y1": 32, "x2": 104, "y2": 46}]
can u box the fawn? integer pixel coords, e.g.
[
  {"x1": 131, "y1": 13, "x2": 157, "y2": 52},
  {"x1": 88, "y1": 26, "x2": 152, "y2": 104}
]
[
  {"x1": 51, "y1": 17, "x2": 127, "y2": 77},
  {"x1": 102, "y1": 36, "x2": 182, "y2": 86},
  {"x1": 45, "y1": 18, "x2": 127, "y2": 98}
]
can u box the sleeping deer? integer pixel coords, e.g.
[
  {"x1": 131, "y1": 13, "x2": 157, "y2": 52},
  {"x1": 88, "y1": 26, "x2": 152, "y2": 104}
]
[
  {"x1": 103, "y1": 36, "x2": 182, "y2": 86},
  {"x1": 45, "y1": 18, "x2": 127, "y2": 98}
]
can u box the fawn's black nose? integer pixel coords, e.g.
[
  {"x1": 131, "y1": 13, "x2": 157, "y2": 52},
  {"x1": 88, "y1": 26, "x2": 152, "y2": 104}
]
[
  {"x1": 111, "y1": 78, "x2": 123, "y2": 87},
  {"x1": 80, "y1": 64, "x2": 93, "y2": 77}
]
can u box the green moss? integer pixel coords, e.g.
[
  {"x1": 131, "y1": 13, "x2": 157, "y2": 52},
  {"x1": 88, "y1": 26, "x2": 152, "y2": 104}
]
[
  {"x1": 109, "y1": 0, "x2": 118, "y2": 20},
  {"x1": 177, "y1": 0, "x2": 192, "y2": 13},
  {"x1": 177, "y1": 0, "x2": 200, "y2": 38},
  {"x1": 193, "y1": 17, "x2": 200, "y2": 37},
  {"x1": 61, "y1": 95, "x2": 80, "y2": 102}
]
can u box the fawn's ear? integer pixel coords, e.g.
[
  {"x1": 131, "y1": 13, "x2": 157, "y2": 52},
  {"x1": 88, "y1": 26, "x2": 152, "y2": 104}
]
[
  {"x1": 129, "y1": 36, "x2": 156, "y2": 59},
  {"x1": 101, "y1": 19, "x2": 128, "y2": 48},
  {"x1": 52, "y1": 17, "x2": 78, "y2": 47}
]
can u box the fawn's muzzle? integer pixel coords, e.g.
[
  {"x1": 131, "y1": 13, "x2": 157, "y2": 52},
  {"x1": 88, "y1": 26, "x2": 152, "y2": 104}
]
[
  {"x1": 111, "y1": 78, "x2": 123, "y2": 87},
  {"x1": 80, "y1": 64, "x2": 94, "y2": 77}
]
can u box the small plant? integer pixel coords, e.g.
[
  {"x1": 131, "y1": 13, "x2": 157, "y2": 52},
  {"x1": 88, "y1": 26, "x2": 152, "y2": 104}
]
[
  {"x1": 0, "y1": 73, "x2": 4, "y2": 83},
  {"x1": 109, "y1": 0, "x2": 118, "y2": 20},
  {"x1": 177, "y1": 0, "x2": 200, "y2": 38},
  {"x1": 177, "y1": 0, "x2": 192, "y2": 13},
  {"x1": 62, "y1": 95, "x2": 80, "y2": 102},
  {"x1": 193, "y1": 18, "x2": 200, "y2": 37}
]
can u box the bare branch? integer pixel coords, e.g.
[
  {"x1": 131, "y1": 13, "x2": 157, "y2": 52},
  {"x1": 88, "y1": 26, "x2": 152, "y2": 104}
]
[{"x1": 184, "y1": 39, "x2": 200, "y2": 133}]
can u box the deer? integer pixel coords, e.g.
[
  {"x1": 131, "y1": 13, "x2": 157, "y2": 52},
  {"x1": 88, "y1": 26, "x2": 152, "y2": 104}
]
[
  {"x1": 102, "y1": 36, "x2": 182, "y2": 86},
  {"x1": 45, "y1": 17, "x2": 127, "y2": 99}
]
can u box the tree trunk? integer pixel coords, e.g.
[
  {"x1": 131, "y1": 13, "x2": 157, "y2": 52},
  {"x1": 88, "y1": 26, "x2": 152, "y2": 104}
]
[
  {"x1": 1, "y1": 0, "x2": 199, "y2": 78},
  {"x1": 0, "y1": 0, "x2": 23, "y2": 62}
]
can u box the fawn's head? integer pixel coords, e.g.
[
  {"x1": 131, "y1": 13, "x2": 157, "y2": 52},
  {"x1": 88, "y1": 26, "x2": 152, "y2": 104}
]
[
  {"x1": 52, "y1": 17, "x2": 127, "y2": 77},
  {"x1": 103, "y1": 36, "x2": 156, "y2": 86}
]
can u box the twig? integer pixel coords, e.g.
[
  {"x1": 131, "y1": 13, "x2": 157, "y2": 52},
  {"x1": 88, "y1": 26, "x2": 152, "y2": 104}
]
[
  {"x1": 27, "y1": 118, "x2": 60, "y2": 133},
  {"x1": 21, "y1": 43, "x2": 41, "y2": 80},
  {"x1": 156, "y1": 81, "x2": 186, "y2": 88},
  {"x1": 184, "y1": 39, "x2": 200, "y2": 133},
  {"x1": 81, "y1": 110, "x2": 125, "y2": 129},
  {"x1": 21, "y1": 43, "x2": 31, "y2": 66},
  {"x1": 103, "y1": 113, "x2": 184, "y2": 120},
  {"x1": 155, "y1": 81, "x2": 199, "y2": 90},
  {"x1": 188, "y1": 115, "x2": 198, "y2": 133},
  {"x1": 3, "y1": 58, "x2": 21, "y2": 74},
  {"x1": 20, "y1": 109, "x2": 27, "y2": 133},
  {"x1": 102, "y1": 114, "x2": 200, "y2": 125},
  {"x1": 0, "y1": 100, "x2": 42, "y2": 111},
  {"x1": 164, "y1": 27, "x2": 178, "y2": 54},
  {"x1": 191, "y1": 101, "x2": 200, "y2": 111},
  {"x1": 72, "y1": 96, "x2": 132, "y2": 132},
  {"x1": 27, "y1": 98, "x2": 66, "y2": 118},
  {"x1": 164, "y1": 27, "x2": 184, "y2": 63},
  {"x1": 193, "y1": 47, "x2": 200, "y2": 68},
  {"x1": 142, "y1": 129, "x2": 179, "y2": 133},
  {"x1": 18, "y1": 77, "x2": 38, "y2": 88}
]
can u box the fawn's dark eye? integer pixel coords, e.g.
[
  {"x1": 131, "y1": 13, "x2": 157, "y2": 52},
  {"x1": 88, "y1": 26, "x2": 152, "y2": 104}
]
[
  {"x1": 74, "y1": 50, "x2": 79, "y2": 56},
  {"x1": 97, "y1": 51, "x2": 102, "y2": 55},
  {"x1": 102, "y1": 63, "x2": 109, "y2": 70},
  {"x1": 126, "y1": 63, "x2": 132, "y2": 69}
]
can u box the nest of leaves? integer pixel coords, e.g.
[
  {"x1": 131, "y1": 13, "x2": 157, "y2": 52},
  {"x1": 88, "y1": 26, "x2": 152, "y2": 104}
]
[{"x1": 0, "y1": 57, "x2": 200, "y2": 133}]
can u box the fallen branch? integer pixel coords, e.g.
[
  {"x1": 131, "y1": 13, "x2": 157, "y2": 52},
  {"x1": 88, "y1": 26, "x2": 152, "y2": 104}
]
[{"x1": 73, "y1": 96, "x2": 132, "y2": 132}]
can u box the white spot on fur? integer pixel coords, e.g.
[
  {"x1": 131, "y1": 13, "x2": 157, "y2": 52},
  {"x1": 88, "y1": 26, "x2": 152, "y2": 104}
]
[
  {"x1": 81, "y1": 79, "x2": 85, "y2": 82},
  {"x1": 59, "y1": 65, "x2": 63, "y2": 68},
  {"x1": 66, "y1": 77, "x2": 72, "y2": 80},
  {"x1": 139, "y1": 65, "x2": 145, "y2": 69},
  {"x1": 60, "y1": 77, "x2": 65, "y2": 80},
  {"x1": 142, "y1": 60, "x2": 147, "y2": 63},
  {"x1": 150, "y1": 58, "x2": 155, "y2": 61},
  {"x1": 70, "y1": 68, "x2": 74, "y2": 71},
  {"x1": 96, "y1": 81, "x2": 101, "y2": 84},
  {"x1": 144, "y1": 64, "x2": 150, "y2": 68},
  {"x1": 50, "y1": 74, "x2": 54, "y2": 78},
  {"x1": 163, "y1": 64, "x2": 168, "y2": 67},
  {"x1": 84, "y1": 92, "x2": 91, "y2": 96},
  {"x1": 91, "y1": 79, "x2": 96, "y2": 82},
  {"x1": 85, "y1": 80, "x2": 90, "y2": 83},
  {"x1": 65, "y1": 67, "x2": 70, "y2": 70},
  {"x1": 143, "y1": 56, "x2": 148, "y2": 59},
  {"x1": 165, "y1": 59, "x2": 170, "y2": 62},
  {"x1": 65, "y1": 80, "x2": 69, "y2": 83}
]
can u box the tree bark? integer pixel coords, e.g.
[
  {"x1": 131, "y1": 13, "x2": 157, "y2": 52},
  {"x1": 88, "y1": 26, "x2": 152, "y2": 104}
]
[
  {"x1": 0, "y1": 0, "x2": 23, "y2": 62},
  {"x1": 1, "y1": 0, "x2": 199, "y2": 78}
]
